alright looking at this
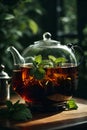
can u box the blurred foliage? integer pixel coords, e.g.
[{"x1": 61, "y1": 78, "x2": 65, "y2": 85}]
[
  {"x1": 63, "y1": 0, "x2": 87, "y2": 77},
  {"x1": 59, "y1": 0, "x2": 87, "y2": 98},
  {"x1": 0, "y1": 0, "x2": 87, "y2": 98},
  {"x1": 62, "y1": 0, "x2": 77, "y2": 34},
  {"x1": 59, "y1": 0, "x2": 78, "y2": 44},
  {"x1": 0, "y1": 0, "x2": 44, "y2": 74}
]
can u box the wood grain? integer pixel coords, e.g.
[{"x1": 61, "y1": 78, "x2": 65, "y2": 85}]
[{"x1": 0, "y1": 95, "x2": 87, "y2": 130}]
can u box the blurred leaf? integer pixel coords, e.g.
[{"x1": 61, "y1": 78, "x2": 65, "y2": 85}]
[
  {"x1": 24, "y1": 0, "x2": 33, "y2": 3},
  {"x1": 35, "y1": 8, "x2": 43, "y2": 15},
  {"x1": 83, "y1": 25, "x2": 87, "y2": 35},
  {"x1": 4, "y1": 14, "x2": 15, "y2": 20},
  {"x1": 0, "y1": 0, "x2": 43, "y2": 74},
  {"x1": 28, "y1": 19, "x2": 39, "y2": 34},
  {"x1": 20, "y1": 22, "x2": 27, "y2": 31}
]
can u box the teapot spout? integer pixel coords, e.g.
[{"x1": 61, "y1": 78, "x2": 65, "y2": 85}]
[{"x1": 7, "y1": 46, "x2": 25, "y2": 65}]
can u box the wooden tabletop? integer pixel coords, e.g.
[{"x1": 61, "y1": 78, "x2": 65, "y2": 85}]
[{"x1": 0, "y1": 95, "x2": 87, "y2": 130}]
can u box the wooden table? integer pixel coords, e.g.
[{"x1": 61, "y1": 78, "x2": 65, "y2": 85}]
[{"x1": 0, "y1": 95, "x2": 87, "y2": 130}]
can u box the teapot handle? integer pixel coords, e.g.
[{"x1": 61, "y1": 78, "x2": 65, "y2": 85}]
[{"x1": 67, "y1": 43, "x2": 84, "y2": 66}]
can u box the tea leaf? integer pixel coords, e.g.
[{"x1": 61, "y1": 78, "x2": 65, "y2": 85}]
[
  {"x1": 30, "y1": 55, "x2": 67, "y2": 80},
  {"x1": 55, "y1": 57, "x2": 67, "y2": 64},
  {"x1": 48, "y1": 55, "x2": 67, "y2": 66},
  {"x1": 11, "y1": 107, "x2": 32, "y2": 121},
  {"x1": 6, "y1": 100, "x2": 13, "y2": 109},
  {"x1": 66, "y1": 99, "x2": 78, "y2": 110},
  {"x1": 34, "y1": 68, "x2": 45, "y2": 80},
  {"x1": 0, "y1": 100, "x2": 32, "y2": 121},
  {"x1": 34, "y1": 55, "x2": 42, "y2": 64},
  {"x1": 48, "y1": 55, "x2": 56, "y2": 62},
  {"x1": 40, "y1": 60, "x2": 53, "y2": 68},
  {"x1": 13, "y1": 100, "x2": 20, "y2": 108}
]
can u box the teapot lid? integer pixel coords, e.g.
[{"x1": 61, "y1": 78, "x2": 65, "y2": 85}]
[
  {"x1": 22, "y1": 32, "x2": 78, "y2": 66},
  {"x1": 34, "y1": 32, "x2": 60, "y2": 47},
  {"x1": 0, "y1": 64, "x2": 10, "y2": 79}
]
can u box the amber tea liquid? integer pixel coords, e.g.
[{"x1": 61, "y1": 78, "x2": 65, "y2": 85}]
[{"x1": 12, "y1": 64, "x2": 78, "y2": 107}]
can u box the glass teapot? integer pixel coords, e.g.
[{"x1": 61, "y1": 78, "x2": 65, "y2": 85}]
[{"x1": 7, "y1": 32, "x2": 83, "y2": 110}]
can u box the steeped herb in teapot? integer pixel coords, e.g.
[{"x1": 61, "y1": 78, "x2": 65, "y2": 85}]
[{"x1": 12, "y1": 61, "x2": 78, "y2": 105}]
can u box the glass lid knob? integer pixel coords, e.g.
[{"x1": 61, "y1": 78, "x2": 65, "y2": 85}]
[{"x1": 43, "y1": 32, "x2": 52, "y2": 40}]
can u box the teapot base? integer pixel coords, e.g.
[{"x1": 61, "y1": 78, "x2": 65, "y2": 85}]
[
  {"x1": 26, "y1": 101, "x2": 67, "y2": 113},
  {"x1": 24, "y1": 94, "x2": 72, "y2": 112}
]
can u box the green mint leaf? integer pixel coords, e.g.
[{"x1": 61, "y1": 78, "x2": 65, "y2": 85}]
[
  {"x1": 34, "y1": 55, "x2": 42, "y2": 64},
  {"x1": 66, "y1": 99, "x2": 78, "y2": 110},
  {"x1": 12, "y1": 107, "x2": 32, "y2": 121},
  {"x1": 55, "y1": 57, "x2": 67, "y2": 64},
  {"x1": 40, "y1": 60, "x2": 53, "y2": 68},
  {"x1": 48, "y1": 55, "x2": 56, "y2": 62},
  {"x1": 13, "y1": 100, "x2": 20, "y2": 108},
  {"x1": 0, "y1": 100, "x2": 32, "y2": 121},
  {"x1": 6, "y1": 100, "x2": 20, "y2": 113},
  {"x1": 30, "y1": 55, "x2": 67, "y2": 80},
  {"x1": 48, "y1": 55, "x2": 67, "y2": 66},
  {"x1": 30, "y1": 64, "x2": 46, "y2": 80},
  {"x1": 6, "y1": 100, "x2": 13, "y2": 109},
  {"x1": 34, "y1": 68, "x2": 45, "y2": 80},
  {"x1": 13, "y1": 103, "x2": 26, "y2": 111}
]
